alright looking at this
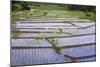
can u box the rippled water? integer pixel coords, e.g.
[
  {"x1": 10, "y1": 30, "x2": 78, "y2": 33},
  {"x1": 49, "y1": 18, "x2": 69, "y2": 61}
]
[
  {"x1": 15, "y1": 22, "x2": 95, "y2": 28},
  {"x1": 11, "y1": 21, "x2": 96, "y2": 66},
  {"x1": 11, "y1": 45, "x2": 95, "y2": 65}
]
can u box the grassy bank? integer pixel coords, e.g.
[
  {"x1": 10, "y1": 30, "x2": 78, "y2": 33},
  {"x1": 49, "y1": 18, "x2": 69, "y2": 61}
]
[{"x1": 11, "y1": 9, "x2": 95, "y2": 21}]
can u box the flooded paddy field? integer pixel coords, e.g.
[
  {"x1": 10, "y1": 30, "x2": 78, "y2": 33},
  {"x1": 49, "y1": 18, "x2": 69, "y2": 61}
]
[{"x1": 11, "y1": 20, "x2": 96, "y2": 66}]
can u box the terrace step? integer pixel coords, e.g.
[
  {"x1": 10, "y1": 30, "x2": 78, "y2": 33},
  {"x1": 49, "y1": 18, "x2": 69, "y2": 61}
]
[
  {"x1": 11, "y1": 34, "x2": 95, "y2": 47},
  {"x1": 11, "y1": 45, "x2": 95, "y2": 66}
]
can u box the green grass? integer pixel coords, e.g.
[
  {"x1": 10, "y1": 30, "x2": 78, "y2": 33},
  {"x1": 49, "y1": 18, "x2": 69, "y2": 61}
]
[
  {"x1": 48, "y1": 38, "x2": 58, "y2": 44},
  {"x1": 11, "y1": 9, "x2": 96, "y2": 21},
  {"x1": 31, "y1": 5, "x2": 67, "y2": 10},
  {"x1": 11, "y1": 28, "x2": 21, "y2": 37},
  {"x1": 80, "y1": 12, "x2": 96, "y2": 21},
  {"x1": 48, "y1": 38, "x2": 62, "y2": 54},
  {"x1": 12, "y1": 31, "x2": 21, "y2": 37},
  {"x1": 35, "y1": 33, "x2": 44, "y2": 40},
  {"x1": 53, "y1": 45, "x2": 62, "y2": 54}
]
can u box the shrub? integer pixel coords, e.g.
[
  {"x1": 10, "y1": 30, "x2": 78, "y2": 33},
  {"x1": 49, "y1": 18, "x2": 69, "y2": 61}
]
[{"x1": 53, "y1": 45, "x2": 62, "y2": 54}]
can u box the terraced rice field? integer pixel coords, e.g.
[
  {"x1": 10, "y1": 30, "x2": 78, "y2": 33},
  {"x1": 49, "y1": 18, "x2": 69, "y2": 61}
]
[{"x1": 11, "y1": 19, "x2": 96, "y2": 66}]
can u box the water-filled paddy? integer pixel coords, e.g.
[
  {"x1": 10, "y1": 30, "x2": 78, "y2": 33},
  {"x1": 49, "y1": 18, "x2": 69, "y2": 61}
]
[{"x1": 11, "y1": 20, "x2": 96, "y2": 66}]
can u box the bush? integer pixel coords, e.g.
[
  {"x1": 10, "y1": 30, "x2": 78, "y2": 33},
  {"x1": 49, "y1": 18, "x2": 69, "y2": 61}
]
[
  {"x1": 12, "y1": 4, "x2": 23, "y2": 11},
  {"x1": 53, "y1": 45, "x2": 62, "y2": 54}
]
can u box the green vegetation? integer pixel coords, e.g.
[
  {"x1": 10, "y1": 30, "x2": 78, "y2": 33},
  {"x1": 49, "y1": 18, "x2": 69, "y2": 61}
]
[
  {"x1": 53, "y1": 45, "x2": 62, "y2": 54},
  {"x1": 12, "y1": 1, "x2": 96, "y2": 21},
  {"x1": 80, "y1": 12, "x2": 96, "y2": 21},
  {"x1": 48, "y1": 38, "x2": 58, "y2": 44},
  {"x1": 12, "y1": 10, "x2": 96, "y2": 21},
  {"x1": 35, "y1": 33, "x2": 44, "y2": 40},
  {"x1": 12, "y1": 27, "x2": 21, "y2": 37},
  {"x1": 31, "y1": 5, "x2": 66, "y2": 10},
  {"x1": 48, "y1": 38, "x2": 62, "y2": 54},
  {"x1": 12, "y1": 32, "x2": 21, "y2": 37},
  {"x1": 58, "y1": 29, "x2": 63, "y2": 34}
]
